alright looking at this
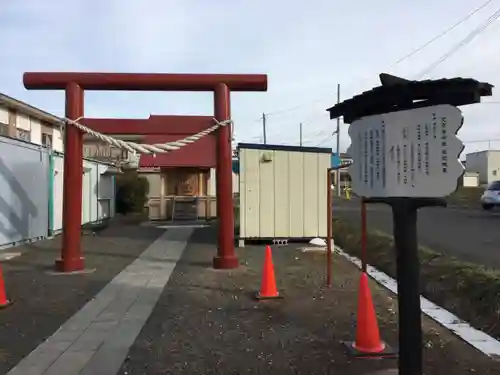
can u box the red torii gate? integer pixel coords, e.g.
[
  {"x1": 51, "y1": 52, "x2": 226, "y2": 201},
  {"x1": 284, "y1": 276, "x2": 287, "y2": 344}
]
[{"x1": 23, "y1": 72, "x2": 268, "y2": 272}]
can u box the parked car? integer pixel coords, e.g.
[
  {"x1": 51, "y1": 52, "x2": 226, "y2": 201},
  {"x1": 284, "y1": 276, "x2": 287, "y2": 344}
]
[{"x1": 481, "y1": 180, "x2": 500, "y2": 210}]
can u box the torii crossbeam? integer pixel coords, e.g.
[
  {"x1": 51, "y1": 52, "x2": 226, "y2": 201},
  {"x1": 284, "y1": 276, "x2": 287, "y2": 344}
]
[{"x1": 23, "y1": 72, "x2": 268, "y2": 272}]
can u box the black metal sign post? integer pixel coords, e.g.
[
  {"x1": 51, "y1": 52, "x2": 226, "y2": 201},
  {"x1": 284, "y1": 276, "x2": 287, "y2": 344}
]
[
  {"x1": 327, "y1": 73, "x2": 493, "y2": 375},
  {"x1": 364, "y1": 197, "x2": 445, "y2": 375}
]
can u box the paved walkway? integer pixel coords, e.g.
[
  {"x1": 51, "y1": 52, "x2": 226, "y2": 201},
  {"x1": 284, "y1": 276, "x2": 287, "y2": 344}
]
[
  {"x1": 0, "y1": 218, "x2": 165, "y2": 375},
  {"x1": 6, "y1": 227, "x2": 193, "y2": 375}
]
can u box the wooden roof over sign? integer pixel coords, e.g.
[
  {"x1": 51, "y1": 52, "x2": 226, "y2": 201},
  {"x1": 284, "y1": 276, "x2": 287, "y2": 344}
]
[{"x1": 326, "y1": 73, "x2": 494, "y2": 124}]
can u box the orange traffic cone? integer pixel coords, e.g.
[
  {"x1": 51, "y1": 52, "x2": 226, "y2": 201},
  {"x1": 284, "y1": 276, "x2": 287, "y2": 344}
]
[
  {"x1": 256, "y1": 246, "x2": 282, "y2": 300},
  {"x1": 345, "y1": 272, "x2": 395, "y2": 357},
  {"x1": 0, "y1": 265, "x2": 10, "y2": 308}
]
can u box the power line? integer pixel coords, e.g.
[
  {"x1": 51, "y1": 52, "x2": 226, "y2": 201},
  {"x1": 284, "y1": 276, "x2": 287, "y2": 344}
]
[
  {"x1": 260, "y1": 1, "x2": 496, "y2": 119},
  {"x1": 236, "y1": 112, "x2": 333, "y2": 144},
  {"x1": 237, "y1": 99, "x2": 500, "y2": 146},
  {"x1": 315, "y1": 135, "x2": 333, "y2": 146},
  {"x1": 416, "y1": 6, "x2": 500, "y2": 78},
  {"x1": 394, "y1": 0, "x2": 495, "y2": 65},
  {"x1": 239, "y1": 2, "x2": 500, "y2": 147},
  {"x1": 315, "y1": 128, "x2": 340, "y2": 146}
]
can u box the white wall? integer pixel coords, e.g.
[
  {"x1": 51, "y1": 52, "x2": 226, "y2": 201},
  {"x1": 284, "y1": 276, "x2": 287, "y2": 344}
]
[
  {"x1": 466, "y1": 152, "x2": 488, "y2": 184},
  {"x1": 52, "y1": 127, "x2": 63, "y2": 152},
  {"x1": 17, "y1": 113, "x2": 30, "y2": 131},
  {"x1": 52, "y1": 154, "x2": 115, "y2": 232},
  {"x1": 487, "y1": 151, "x2": 500, "y2": 184},
  {"x1": 463, "y1": 174, "x2": 479, "y2": 187},
  {"x1": 82, "y1": 160, "x2": 98, "y2": 224},
  {"x1": 0, "y1": 136, "x2": 50, "y2": 246},
  {"x1": 208, "y1": 168, "x2": 239, "y2": 195},
  {"x1": 30, "y1": 117, "x2": 42, "y2": 145},
  {"x1": 239, "y1": 148, "x2": 330, "y2": 239},
  {"x1": 466, "y1": 151, "x2": 500, "y2": 185},
  {"x1": 143, "y1": 173, "x2": 161, "y2": 198},
  {"x1": 52, "y1": 155, "x2": 64, "y2": 231},
  {"x1": 97, "y1": 164, "x2": 115, "y2": 218}
]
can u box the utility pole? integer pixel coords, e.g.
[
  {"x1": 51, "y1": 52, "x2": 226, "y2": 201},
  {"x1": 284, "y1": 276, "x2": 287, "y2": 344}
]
[
  {"x1": 336, "y1": 84, "x2": 341, "y2": 196},
  {"x1": 299, "y1": 122, "x2": 303, "y2": 146},
  {"x1": 262, "y1": 113, "x2": 267, "y2": 144}
]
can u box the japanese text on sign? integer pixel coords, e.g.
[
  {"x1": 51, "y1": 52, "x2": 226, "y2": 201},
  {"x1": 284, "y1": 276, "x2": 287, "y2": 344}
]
[{"x1": 346, "y1": 104, "x2": 464, "y2": 198}]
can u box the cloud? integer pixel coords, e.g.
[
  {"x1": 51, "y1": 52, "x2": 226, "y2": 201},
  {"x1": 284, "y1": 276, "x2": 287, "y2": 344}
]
[{"x1": 1, "y1": 0, "x2": 500, "y2": 155}]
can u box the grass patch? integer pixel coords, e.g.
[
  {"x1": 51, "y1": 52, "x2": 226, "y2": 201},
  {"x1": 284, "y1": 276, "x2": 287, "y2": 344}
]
[
  {"x1": 446, "y1": 186, "x2": 484, "y2": 208},
  {"x1": 333, "y1": 218, "x2": 500, "y2": 338}
]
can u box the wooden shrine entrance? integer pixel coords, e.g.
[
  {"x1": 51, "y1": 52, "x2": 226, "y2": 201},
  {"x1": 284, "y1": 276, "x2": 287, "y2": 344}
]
[{"x1": 23, "y1": 71, "x2": 267, "y2": 271}]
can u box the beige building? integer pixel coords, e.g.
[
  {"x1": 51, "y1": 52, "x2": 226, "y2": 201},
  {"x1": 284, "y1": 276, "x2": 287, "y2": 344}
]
[
  {"x1": 0, "y1": 93, "x2": 64, "y2": 151},
  {"x1": 466, "y1": 150, "x2": 500, "y2": 186}
]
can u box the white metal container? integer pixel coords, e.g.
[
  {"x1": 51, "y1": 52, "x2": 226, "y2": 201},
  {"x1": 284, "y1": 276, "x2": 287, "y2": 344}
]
[
  {"x1": 52, "y1": 153, "x2": 116, "y2": 233},
  {"x1": 238, "y1": 143, "x2": 332, "y2": 240}
]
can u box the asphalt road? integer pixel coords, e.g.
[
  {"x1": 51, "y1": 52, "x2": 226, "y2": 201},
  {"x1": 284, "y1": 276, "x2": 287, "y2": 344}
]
[{"x1": 332, "y1": 197, "x2": 500, "y2": 269}]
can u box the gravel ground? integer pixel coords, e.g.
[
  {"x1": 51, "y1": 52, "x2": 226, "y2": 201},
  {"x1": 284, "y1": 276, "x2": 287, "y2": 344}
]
[
  {"x1": 119, "y1": 226, "x2": 500, "y2": 375},
  {"x1": 0, "y1": 219, "x2": 164, "y2": 375}
]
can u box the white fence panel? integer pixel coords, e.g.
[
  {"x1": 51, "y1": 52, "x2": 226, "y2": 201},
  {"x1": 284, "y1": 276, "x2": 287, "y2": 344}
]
[
  {"x1": 97, "y1": 164, "x2": 115, "y2": 220},
  {"x1": 52, "y1": 153, "x2": 115, "y2": 233},
  {"x1": 52, "y1": 154, "x2": 64, "y2": 232},
  {"x1": 0, "y1": 137, "x2": 50, "y2": 247}
]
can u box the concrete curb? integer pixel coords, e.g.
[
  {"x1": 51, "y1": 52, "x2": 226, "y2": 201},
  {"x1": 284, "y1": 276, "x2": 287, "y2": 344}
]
[{"x1": 334, "y1": 245, "x2": 500, "y2": 359}]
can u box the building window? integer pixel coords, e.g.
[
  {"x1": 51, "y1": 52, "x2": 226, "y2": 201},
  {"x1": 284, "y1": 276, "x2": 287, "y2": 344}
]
[
  {"x1": 0, "y1": 122, "x2": 8, "y2": 136},
  {"x1": 16, "y1": 128, "x2": 31, "y2": 142},
  {"x1": 42, "y1": 133, "x2": 53, "y2": 149}
]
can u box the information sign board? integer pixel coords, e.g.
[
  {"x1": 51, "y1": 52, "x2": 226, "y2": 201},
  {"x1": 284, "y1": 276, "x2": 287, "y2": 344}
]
[{"x1": 346, "y1": 104, "x2": 464, "y2": 197}]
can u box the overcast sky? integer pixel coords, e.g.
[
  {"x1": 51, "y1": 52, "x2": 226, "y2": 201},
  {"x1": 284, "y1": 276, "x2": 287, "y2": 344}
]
[{"x1": 2, "y1": 0, "x2": 500, "y2": 155}]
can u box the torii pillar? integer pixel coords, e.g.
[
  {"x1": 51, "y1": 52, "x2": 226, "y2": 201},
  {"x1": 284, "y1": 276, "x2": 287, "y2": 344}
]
[{"x1": 23, "y1": 72, "x2": 268, "y2": 272}]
